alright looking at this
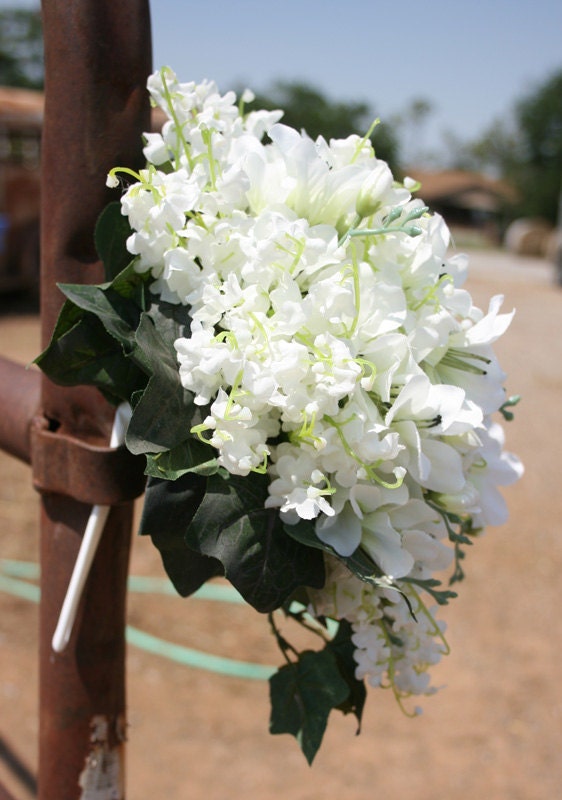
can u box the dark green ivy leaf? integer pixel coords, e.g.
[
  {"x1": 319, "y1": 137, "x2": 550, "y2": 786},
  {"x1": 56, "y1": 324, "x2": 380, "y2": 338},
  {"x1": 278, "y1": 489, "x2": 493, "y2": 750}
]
[
  {"x1": 125, "y1": 310, "x2": 196, "y2": 454},
  {"x1": 140, "y1": 471, "x2": 325, "y2": 611},
  {"x1": 143, "y1": 295, "x2": 192, "y2": 347},
  {"x1": 58, "y1": 276, "x2": 145, "y2": 354},
  {"x1": 94, "y1": 200, "x2": 135, "y2": 281},
  {"x1": 325, "y1": 620, "x2": 366, "y2": 731},
  {"x1": 144, "y1": 437, "x2": 220, "y2": 480},
  {"x1": 35, "y1": 259, "x2": 152, "y2": 401},
  {"x1": 269, "y1": 649, "x2": 350, "y2": 764},
  {"x1": 139, "y1": 472, "x2": 222, "y2": 596},
  {"x1": 183, "y1": 472, "x2": 325, "y2": 612},
  {"x1": 34, "y1": 302, "x2": 146, "y2": 403},
  {"x1": 284, "y1": 518, "x2": 384, "y2": 586}
]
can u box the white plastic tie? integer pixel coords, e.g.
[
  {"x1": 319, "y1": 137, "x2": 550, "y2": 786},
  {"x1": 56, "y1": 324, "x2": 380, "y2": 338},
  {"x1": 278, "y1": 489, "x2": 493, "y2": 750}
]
[{"x1": 51, "y1": 402, "x2": 132, "y2": 653}]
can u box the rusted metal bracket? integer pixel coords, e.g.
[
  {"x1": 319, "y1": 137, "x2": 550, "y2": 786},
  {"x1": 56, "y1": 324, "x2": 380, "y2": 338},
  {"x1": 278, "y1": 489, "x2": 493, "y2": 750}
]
[
  {"x1": 30, "y1": 415, "x2": 146, "y2": 505},
  {"x1": 0, "y1": 356, "x2": 145, "y2": 504}
]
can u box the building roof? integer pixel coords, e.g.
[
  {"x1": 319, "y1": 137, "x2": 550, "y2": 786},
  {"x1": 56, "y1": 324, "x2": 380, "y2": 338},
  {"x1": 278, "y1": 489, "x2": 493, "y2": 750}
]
[
  {"x1": 0, "y1": 86, "x2": 44, "y2": 128},
  {"x1": 0, "y1": 86, "x2": 165, "y2": 131},
  {"x1": 407, "y1": 168, "x2": 518, "y2": 210}
]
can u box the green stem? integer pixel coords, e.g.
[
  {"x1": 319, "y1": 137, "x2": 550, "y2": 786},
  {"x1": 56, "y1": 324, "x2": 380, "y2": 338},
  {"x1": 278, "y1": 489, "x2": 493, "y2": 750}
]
[
  {"x1": 268, "y1": 612, "x2": 298, "y2": 665},
  {"x1": 159, "y1": 67, "x2": 194, "y2": 170}
]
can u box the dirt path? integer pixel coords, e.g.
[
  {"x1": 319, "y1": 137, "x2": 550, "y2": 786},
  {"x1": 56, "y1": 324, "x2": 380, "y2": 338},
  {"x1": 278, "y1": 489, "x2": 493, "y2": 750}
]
[{"x1": 0, "y1": 250, "x2": 561, "y2": 800}]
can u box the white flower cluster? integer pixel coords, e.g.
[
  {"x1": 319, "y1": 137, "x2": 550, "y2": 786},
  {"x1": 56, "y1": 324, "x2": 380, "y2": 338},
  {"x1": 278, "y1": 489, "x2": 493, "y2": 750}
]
[
  {"x1": 310, "y1": 557, "x2": 448, "y2": 705},
  {"x1": 111, "y1": 67, "x2": 523, "y2": 704}
]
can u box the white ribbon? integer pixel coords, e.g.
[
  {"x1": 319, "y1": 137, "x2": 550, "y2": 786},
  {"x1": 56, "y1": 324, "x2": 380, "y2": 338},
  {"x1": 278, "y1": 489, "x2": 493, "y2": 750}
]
[{"x1": 51, "y1": 402, "x2": 132, "y2": 652}]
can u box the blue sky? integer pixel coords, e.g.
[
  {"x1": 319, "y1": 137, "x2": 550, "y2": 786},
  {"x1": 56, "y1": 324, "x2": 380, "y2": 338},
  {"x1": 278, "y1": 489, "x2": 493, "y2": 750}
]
[
  {"x1": 3, "y1": 0, "x2": 562, "y2": 161},
  {"x1": 149, "y1": 0, "x2": 562, "y2": 160}
]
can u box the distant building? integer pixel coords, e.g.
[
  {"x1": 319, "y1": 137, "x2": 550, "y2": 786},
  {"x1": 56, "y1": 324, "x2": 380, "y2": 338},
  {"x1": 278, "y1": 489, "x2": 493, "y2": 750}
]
[
  {"x1": 0, "y1": 86, "x2": 164, "y2": 295},
  {"x1": 407, "y1": 169, "x2": 518, "y2": 246}
]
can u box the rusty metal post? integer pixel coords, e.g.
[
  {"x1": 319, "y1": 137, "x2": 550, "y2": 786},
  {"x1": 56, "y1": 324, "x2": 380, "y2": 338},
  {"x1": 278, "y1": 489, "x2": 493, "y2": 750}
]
[{"x1": 37, "y1": 2, "x2": 151, "y2": 798}]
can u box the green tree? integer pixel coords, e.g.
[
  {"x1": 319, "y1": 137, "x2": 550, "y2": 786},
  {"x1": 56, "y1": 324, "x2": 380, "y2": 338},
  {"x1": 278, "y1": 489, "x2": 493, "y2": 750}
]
[
  {"x1": 247, "y1": 81, "x2": 400, "y2": 172},
  {"x1": 463, "y1": 69, "x2": 562, "y2": 223},
  {"x1": 390, "y1": 97, "x2": 434, "y2": 167},
  {"x1": 0, "y1": 7, "x2": 44, "y2": 90},
  {"x1": 514, "y1": 70, "x2": 562, "y2": 222}
]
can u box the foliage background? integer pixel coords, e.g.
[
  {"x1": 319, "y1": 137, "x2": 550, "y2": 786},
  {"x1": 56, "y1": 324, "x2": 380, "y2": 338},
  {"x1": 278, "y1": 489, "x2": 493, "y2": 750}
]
[{"x1": 0, "y1": 7, "x2": 42, "y2": 89}]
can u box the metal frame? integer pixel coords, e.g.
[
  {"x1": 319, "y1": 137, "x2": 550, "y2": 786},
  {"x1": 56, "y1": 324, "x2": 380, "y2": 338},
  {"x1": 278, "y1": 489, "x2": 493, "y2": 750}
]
[{"x1": 0, "y1": 1, "x2": 152, "y2": 796}]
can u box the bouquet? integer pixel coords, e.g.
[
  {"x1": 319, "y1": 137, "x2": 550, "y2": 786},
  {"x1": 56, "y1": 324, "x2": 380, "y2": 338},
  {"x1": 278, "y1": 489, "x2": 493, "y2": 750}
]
[{"x1": 37, "y1": 67, "x2": 523, "y2": 762}]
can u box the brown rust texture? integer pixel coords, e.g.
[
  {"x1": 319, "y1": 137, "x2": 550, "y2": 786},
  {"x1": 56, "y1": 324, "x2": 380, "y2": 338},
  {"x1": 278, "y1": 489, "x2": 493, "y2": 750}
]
[
  {"x1": 30, "y1": 419, "x2": 146, "y2": 505},
  {"x1": 40, "y1": 0, "x2": 153, "y2": 438}
]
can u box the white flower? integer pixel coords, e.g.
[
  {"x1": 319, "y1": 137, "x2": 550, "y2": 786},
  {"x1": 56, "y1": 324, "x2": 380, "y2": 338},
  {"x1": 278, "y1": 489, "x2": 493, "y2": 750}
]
[
  {"x1": 355, "y1": 161, "x2": 394, "y2": 218},
  {"x1": 265, "y1": 443, "x2": 335, "y2": 522},
  {"x1": 107, "y1": 69, "x2": 523, "y2": 713},
  {"x1": 463, "y1": 419, "x2": 523, "y2": 527},
  {"x1": 309, "y1": 556, "x2": 448, "y2": 699},
  {"x1": 142, "y1": 132, "x2": 170, "y2": 165},
  {"x1": 196, "y1": 388, "x2": 278, "y2": 476}
]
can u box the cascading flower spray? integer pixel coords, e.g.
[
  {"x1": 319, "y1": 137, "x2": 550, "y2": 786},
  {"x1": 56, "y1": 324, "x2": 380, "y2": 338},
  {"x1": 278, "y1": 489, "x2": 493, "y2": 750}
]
[{"x1": 38, "y1": 66, "x2": 523, "y2": 762}]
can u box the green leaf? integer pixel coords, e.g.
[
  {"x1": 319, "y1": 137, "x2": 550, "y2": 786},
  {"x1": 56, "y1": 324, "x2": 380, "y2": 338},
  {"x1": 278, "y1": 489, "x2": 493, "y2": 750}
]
[
  {"x1": 125, "y1": 311, "x2": 196, "y2": 454},
  {"x1": 139, "y1": 473, "x2": 222, "y2": 596},
  {"x1": 35, "y1": 256, "x2": 153, "y2": 401},
  {"x1": 127, "y1": 296, "x2": 191, "y2": 392},
  {"x1": 326, "y1": 620, "x2": 366, "y2": 731},
  {"x1": 144, "y1": 437, "x2": 220, "y2": 480},
  {"x1": 269, "y1": 649, "x2": 349, "y2": 764},
  {"x1": 94, "y1": 201, "x2": 135, "y2": 281},
  {"x1": 34, "y1": 303, "x2": 146, "y2": 403},
  {"x1": 154, "y1": 537, "x2": 223, "y2": 596},
  {"x1": 58, "y1": 283, "x2": 137, "y2": 352},
  {"x1": 59, "y1": 261, "x2": 149, "y2": 352},
  {"x1": 143, "y1": 295, "x2": 192, "y2": 347},
  {"x1": 140, "y1": 471, "x2": 325, "y2": 611},
  {"x1": 183, "y1": 472, "x2": 325, "y2": 612},
  {"x1": 284, "y1": 518, "x2": 384, "y2": 586}
]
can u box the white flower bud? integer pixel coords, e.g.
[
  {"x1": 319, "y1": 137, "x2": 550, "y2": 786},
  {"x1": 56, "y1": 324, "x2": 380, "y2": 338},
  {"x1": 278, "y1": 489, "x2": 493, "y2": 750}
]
[
  {"x1": 241, "y1": 88, "x2": 255, "y2": 104},
  {"x1": 403, "y1": 175, "x2": 421, "y2": 192}
]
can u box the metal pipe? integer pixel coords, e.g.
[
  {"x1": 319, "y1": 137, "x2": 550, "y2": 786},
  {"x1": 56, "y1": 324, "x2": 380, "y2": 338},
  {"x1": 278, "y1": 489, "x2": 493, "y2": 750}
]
[
  {"x1": 37, "y1": 2, "x2": 151, "y2": 798},
  {"x1": 0, "y1": 356, "x2": 40, "y2": 463}
]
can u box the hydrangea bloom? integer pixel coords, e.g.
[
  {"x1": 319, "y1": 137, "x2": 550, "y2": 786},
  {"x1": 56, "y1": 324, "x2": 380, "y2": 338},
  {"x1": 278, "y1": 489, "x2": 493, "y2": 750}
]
[{"x1": 109, "y1": 67, "x2": 523, "y2": 710}]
